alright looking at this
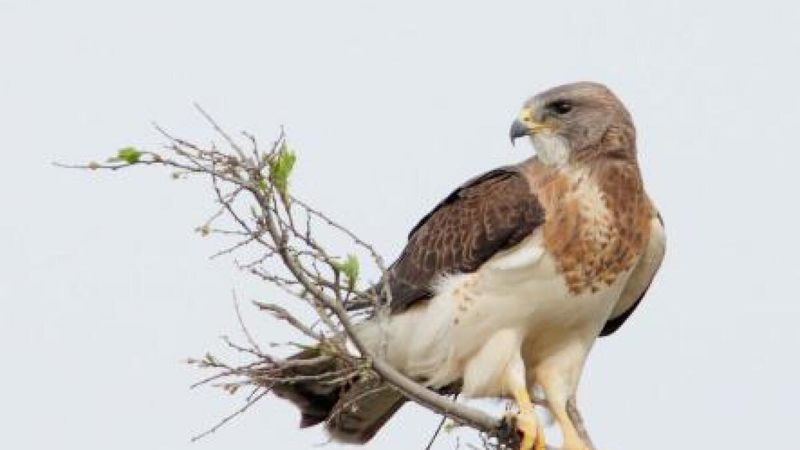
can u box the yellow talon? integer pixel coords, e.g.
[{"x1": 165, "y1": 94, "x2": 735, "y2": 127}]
[
  {"x1": 512, "y1": 409, "x2": 546, "y2": 450},
  {"x1": 515, "y1": 409, "x2": 541, "y2": 450},
  {"x1": 534, "y1": 424, "x2": 546, "y2": 450},
  {"x1": 510, "y1": 387, "x2": 546, "y2": 450}
]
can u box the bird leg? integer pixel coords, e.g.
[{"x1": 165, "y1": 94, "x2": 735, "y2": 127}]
[
  {"x1": 505, "y1": 357, "x2": 546, "y2": 450},
  {"x1": 538, "y1": 374, "x2": 593, "y2": 450},
  {"x1": 545, "y1": 396, "x2": 593, "y2": 450},
  {"x1": 532, "y1": 340, "x2": 595, "y2": 450},
  {"x1": 566, "y1": 396, "x2": 595, "y2": 449}
]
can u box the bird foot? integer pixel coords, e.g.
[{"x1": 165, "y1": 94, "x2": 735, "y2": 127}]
[{"x1": 507, "y1": 409, "x2": 546, "y2": 450}]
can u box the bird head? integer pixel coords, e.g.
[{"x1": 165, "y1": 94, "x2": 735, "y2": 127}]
[{"x1": 510, "y1": 82, "x2": 635, "y2": 166}]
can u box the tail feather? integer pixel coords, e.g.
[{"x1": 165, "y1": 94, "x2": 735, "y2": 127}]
[
  {"x1": 271, "y1": 348, "x2": 406, "y2": 444},
  {"x1": 270, "y1": 348, "x2": 341, "y2": 428},
  {"x1": 326, "y1": 382, "x2": 405, "y2": 443}
]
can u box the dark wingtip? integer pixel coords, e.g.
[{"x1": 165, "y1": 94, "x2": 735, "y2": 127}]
[{"x1": 300, "y1": 413, "x2": 327, "y2": 428}]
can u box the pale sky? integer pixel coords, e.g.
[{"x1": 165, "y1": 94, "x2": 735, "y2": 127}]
[{"x1": 2, "y1": 1, "x2": 799, "y2": 449}]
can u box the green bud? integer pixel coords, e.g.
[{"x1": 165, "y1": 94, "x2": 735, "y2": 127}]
[
  {"x1": 268, "y1": 142, "x2": 296, "y2": 196},
  {"x1": 108, "y1": 146, "x2": 142, "y2": 164},
  {"x1": 335, "y1": 254, "x2": 359, "y2": 289}
]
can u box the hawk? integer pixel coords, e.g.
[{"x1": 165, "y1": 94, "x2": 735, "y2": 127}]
[{"x1": 274, "y1": 82, "x2": 666, "y2": 450}]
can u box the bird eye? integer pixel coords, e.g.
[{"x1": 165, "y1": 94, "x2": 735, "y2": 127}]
[{"x1": 549, "y1": 100, "x2": 573, "y2": 115}]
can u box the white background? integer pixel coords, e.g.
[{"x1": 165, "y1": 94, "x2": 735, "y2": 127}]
[{"x1": 1, "y1": 1, "x2": 799, "y2": 449}]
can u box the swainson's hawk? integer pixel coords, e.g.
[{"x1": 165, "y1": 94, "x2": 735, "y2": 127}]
[{"x1": 274, "y1": 82, "x2": 666, "y2": 450}]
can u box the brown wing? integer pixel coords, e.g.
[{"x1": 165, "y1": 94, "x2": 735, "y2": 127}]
[
  {"x1": 599, "y1": 286, "x2": 649, "y2": 336},
  {"x1": 600, "y1": 211, "x2": 666, "y2": 336},
  {"x1": 382, "y1": 166, "x2": 545, "y2": 313}
]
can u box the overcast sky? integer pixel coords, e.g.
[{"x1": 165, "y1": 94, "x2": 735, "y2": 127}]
[{"x1": 2, "y1": 1, "x2": 799, "y2": 449}]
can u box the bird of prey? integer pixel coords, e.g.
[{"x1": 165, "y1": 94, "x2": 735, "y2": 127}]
[{"x1": 274, "y1": 82, "x2": 666, "y2": 450}]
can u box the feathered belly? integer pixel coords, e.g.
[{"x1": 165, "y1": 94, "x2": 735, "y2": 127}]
[{"x1": 357, "y1": 234, "x2": 633, "y2": 396}]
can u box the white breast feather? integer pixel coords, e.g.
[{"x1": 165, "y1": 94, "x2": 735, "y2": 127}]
[{"x1": 358, "y1": 238, "x2": 633, "y2": 398}]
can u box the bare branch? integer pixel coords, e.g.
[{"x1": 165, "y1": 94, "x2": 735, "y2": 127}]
[
  {"x1": 425, "y1": 414, "x2": 449, "y2": 450},
  {"x1": 191, "y1": 388, "x2": 270, "y2": 442},
  {"x1": 232, "y1": 290, "x2": 263, "y2": 356}
]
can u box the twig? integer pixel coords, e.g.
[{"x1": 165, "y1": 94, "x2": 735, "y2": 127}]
[
  {"x1": 232, "y1": 290, "x2": 263, "y2": 355},
  {"x1": 191, "y1": 389, "x2": 270, "y2": 442},
  {"x1": 425, "y1": 414, "x2": 448, "y2": 450}
]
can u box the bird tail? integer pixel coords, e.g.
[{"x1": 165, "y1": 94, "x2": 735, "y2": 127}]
[{"x1": 271, "y1": 347, "x2": 406, "y2": 444}]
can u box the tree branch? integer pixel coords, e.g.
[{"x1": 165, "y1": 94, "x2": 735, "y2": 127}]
[{"x1": 59, "y1": 112, "x2": 524, "y2": 449}]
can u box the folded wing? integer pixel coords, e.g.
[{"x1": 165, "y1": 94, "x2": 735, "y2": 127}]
[{"x1": 382, "y1": 166, "x2": 546, "y2": 312}]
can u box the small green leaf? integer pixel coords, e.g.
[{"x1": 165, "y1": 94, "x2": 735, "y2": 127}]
[
  {"x1": 335, "y1": 254, "x2": 359, "y2": 289},
  {"x1": 268, "y1": 143, "x2": 296, "y2": 196},
  {"x1": 108, "y1": 146, "x2": 142, "y2": 164}
]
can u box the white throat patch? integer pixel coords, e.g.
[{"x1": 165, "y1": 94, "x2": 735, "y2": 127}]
[{"x1": 531, "y1": 133, "x2": 571, "y2": 167}]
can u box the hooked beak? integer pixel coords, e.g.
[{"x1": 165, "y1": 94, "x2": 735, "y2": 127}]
[{"x1": 509, "y1": 107, "x2": 549, "y2": 145}]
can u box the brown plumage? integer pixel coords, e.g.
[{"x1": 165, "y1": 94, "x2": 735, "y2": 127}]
[
  {"x1": 384, "y1": 167, "x2": 545, "y2": 312},
  {"x1": 520, "y1": 156, "x2": 653, "y2": 296},
  {"x1": 273, "y1": 82, "x2": 666, "y2": 449}
]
